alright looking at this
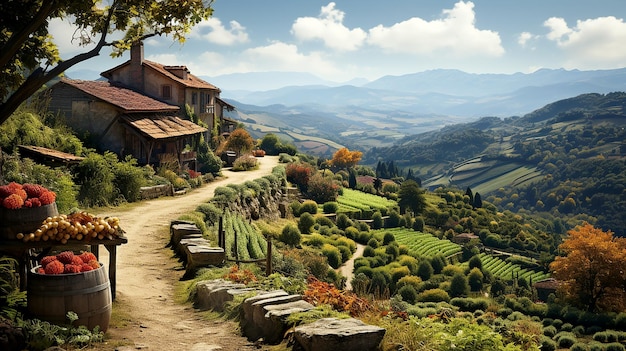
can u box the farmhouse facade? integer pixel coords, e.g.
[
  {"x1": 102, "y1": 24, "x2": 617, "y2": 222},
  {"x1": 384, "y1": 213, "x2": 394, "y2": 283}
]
[{"x1": 47, "y1": 41, "x2": 236, "y2": 166}]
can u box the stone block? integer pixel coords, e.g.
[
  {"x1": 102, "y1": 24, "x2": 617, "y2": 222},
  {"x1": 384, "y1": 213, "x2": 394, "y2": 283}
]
[
  {"x1": 195, "y1": 279, "x2": 248, "y2": 311},
  {"x1": 294, "y1": 318, "x2": 386, "y2": 351},
  {"x1": 185, "y1": 246, "x2": 225, "y2": 270},
  {"x1": 261, "y1": 300, "x2": 315, "y2": 344}
]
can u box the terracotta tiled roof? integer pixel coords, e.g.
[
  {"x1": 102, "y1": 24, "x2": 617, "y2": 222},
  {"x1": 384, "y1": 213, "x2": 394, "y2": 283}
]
[
  {"x1": 61, "y1": 79, "x2": 179, "y2": 113},
  {"x1": 143, "y1": 60, "x2": 219, "y2": 90},
  {"x1": 121, "y1": 115, "x2": 207, "y2": 140}
]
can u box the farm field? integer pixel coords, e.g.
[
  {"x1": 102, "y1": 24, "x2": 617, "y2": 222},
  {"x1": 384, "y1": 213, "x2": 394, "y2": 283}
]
[
  {"x1": 385, "y1": 228, "x2": 462, "y2": 259},
  {"x1": 385, "y1": 228, "x2": 549, "y2": 282},
  {"x1": 336, "y1": 188, "x2": 398, "y2": 215},
  {"x1": 477, "y1": 253, "x2": 550, "y2": 283},
  {"x1": 222, "y1": 209, "x2": 267, "y2": 261}
]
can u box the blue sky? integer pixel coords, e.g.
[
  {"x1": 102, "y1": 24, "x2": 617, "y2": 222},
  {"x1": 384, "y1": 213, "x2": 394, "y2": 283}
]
[{"x1": 58, "y1": 0, "x2": 626, "y2": 83}]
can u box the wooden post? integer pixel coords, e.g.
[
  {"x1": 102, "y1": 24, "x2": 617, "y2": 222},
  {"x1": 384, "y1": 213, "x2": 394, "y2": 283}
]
[
  {"x1": 266, "y1": 239, "x2": 272, "y2": 276},
  {"x1": 234, "y1": 229, "x2": 239, "y2": 264},
  {"x1": 218, "y1": 216, "x2": 224, "y2": 249}
]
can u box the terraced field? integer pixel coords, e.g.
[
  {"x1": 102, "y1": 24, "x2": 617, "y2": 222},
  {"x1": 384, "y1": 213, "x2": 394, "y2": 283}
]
[{"x1": 385, "y1": 228, "x2": 462, "y2": 258}]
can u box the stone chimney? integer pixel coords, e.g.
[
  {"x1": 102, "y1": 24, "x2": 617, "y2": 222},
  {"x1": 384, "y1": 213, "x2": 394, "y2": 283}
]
[
  {"x1": 129, "y1": 41, "x2": 144, "y2": 90},
  {"x1": 165, "y1": 66, "x2": 189, "y2": 80}
]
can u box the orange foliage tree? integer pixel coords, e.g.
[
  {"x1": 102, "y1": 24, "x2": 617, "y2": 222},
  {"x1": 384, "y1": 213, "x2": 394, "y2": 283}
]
[
  {"x1": 224, "y1": 128, "x2": 254, "y2": 156},
  {"x1": 549, "y1": 223, "x2": 626, "y2": 312},
  {"x1": 330, "y1": 147, "x2": 362, "y2": 169}
]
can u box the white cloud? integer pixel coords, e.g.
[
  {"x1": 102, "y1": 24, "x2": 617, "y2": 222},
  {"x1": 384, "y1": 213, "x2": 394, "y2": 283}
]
[
  {"x1": 186, "y1": 52, "x2": 226, "y2": 76},
  {"x1": 291, "y1": 2, "x2": 367, "y2": 52},
  {"x1": 367, "y1": 1, "x2": 504, "y2": 57},
  {"x1": 544, "y1": 16, "x2": 626, "y2": 68},
  {"x1": 518, "y1": 32, "x2": 534, "y2": 47},
  {"x1": 238, "y1": 41, "x2": 342, "y2": 78},
  {"x1": 189, "y1": 17, "x2": 249, "y2": 45}
]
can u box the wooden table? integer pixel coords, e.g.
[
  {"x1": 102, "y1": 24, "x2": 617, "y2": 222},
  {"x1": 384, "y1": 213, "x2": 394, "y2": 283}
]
[{"x1": 0, "y1": 236, "x2": 128, "y2": 300}]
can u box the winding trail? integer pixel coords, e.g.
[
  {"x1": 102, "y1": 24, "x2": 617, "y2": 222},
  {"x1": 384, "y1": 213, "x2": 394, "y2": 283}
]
[
  {"x1": 88, "y1": 156, "x2": 279, "y2": 351},
  {"x1": 338, "y1": 244, "x2": 365, "y2": 290}
]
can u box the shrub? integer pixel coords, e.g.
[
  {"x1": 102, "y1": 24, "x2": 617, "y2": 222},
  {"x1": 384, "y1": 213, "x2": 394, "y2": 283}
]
[
  {"x1": 398, "y1": 285, "x2": 418, "y2": 304},
  {"x1": 196, "y1": 203, "x2": 223, "y2": 226},
  {"x1": 322, "y1": 201, "x2": 338, "y2": 214},
  {"x1": 322, "y1": 244, "x2": 342, "y2": 269},
  {"x1": 286, "y1": 162, "x2": 314, "y2": 192},
  {"x1": 588, "y1": 342, "x2": 604, "y2": 351},
  {"x1": 559, "y1": 337, "x2": 577, "y2": 349},
  {"x1": 450, "y1": 297, "x2": 489, "y2": 312},
  {"x1": 449, "y1": 273, "x2": 469, "y2": 298},
  {"x1": 280, "y1": 224, "x2": 301, "y2": 246},
  {"x1": 572, "y1": 325, "x2": 586, "y2": 337},
  {"x1": 336, "y1": 213, "x2": 353, "y2": 230},
  {"x1": 112, "y1": 156, "x2": 145, "y2": 202},
  {"x1": 75, "y1": 152, "x2": 116, "y2": 207},
  {"x1": 467, "y1": 267, "x2": 484, "y2": 291},
  {"x1": 539, "y1": 335, "x2": 557, "y2": 351},
  {"x1": 298, "y1": 212, "x2": 315, "y2": 234},
  {"x1": 552, "y1": 319, "x2": 564, "y2": 329},
  {"x1": 570, "y1": 343, "x2": 589, "y2": 351},
  {"x1": 342, "y1": 226, "x2": 358, "y2": 240},
  {"x1": 371, "y1": 270, "x2": 391, "y2": 296},
  {"x1": 417, "y1": 261, "x2": 434, "y2": 281},
  {"x1": 560, "y1": 322, "x2": 573, "y2": 332},
  {"x1": 307, "y1": 174, "x2": 340, "y2": 204},
  {"x1": 385, "y1": 210, "x2": 401, "y2": 228},
  {"x1": 198, "y1": 138, "x2": 223, "y2": 174},
  {"x1": 315, "y1": 215, "x2": 334, "y2": 229},
  {"x1": 417, "y1": 288, "x2": 450, "y2": 303},
  {"x1": 300, "y1": 200, "x2": 318, "y2": 215},
  {"x1": 362, "y1": 245, "x2": 376, "y2": 257},
  {"x1": 371, "y1": 211, "x2": 383, "y2": 229},
  {"x1": 442, "y1": 264, "x2": 464, "y2": 276},
  {"x1": 543, "y1": 325, "x2": 557, "y2": 337},
  {"x1": 382, "y1": 232, "x2": 395, "y2": 245},
  {"x1": 605, "y1": 343, "x2": 626, "y2": 351},
  {"x1": 385, "y1": 244, "x2": 399, "y2": 261},
  {"x1": 337, "y1": 245, "x2": 352, "y2": 263},
  {"x1": 367, "y1": 238, "x2": 379, "y2": 249},
  {"x1": 554, "y1": 332, "x2": 576, "y2": 348},
  {"x1": 396, "y1": 275, "x2": 422, "y2": 291}
]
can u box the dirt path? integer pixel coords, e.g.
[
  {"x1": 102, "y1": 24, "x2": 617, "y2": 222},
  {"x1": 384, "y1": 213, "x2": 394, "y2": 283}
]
[
  {"x1": 337, "y1": 244, "x2": 365, "y2": 291},
  {"x1": 86, "y1": 156, "x2": 279, "y2": 351}
]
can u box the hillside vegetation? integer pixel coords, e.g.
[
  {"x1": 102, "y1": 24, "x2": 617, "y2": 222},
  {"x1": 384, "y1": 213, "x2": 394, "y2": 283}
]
[{"x1": 364, "y1": 92, "x2": 626, "y2": 236}]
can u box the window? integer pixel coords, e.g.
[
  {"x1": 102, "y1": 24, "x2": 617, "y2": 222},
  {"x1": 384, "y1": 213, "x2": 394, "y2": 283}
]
[
  {"x1": 191, "y1": 92, "x2": 197, "y2": 105},
  {"x1": 162, "y1": 85, "x2": 172, "y2": 100}
]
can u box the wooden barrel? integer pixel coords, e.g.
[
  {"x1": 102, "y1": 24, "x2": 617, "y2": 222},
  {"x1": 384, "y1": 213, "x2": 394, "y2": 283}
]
[
  {"x1": 0, "y1": 202, "x2": 58, "y2": 240},
  {"x1": 27, "y1": 263, "x2": 111, "y2": 332}
]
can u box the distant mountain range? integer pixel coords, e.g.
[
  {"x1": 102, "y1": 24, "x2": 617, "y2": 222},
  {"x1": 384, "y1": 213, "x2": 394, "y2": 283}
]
[
  {"x1": 66, "y1": 66, "x2": 626, "y2": 152},
  {"x1": 211, "y1": 67, "x2": 626, "y2": 118}
]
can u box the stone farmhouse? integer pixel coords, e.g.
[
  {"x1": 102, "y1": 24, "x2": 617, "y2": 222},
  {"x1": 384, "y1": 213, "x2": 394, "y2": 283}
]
[{"x1": 47, "y1": 41, "x2": 236, "y2": 168}]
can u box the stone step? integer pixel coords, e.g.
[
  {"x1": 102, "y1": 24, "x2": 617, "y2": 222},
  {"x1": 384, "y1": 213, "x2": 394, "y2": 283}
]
[
  {"x1": 184, "y1": 245, "x2": 225, "y2": 274},
  {"x1": 261, "y1": 300, "x2": 315, "y2": 344},
  {"x1": 195, "y1": 279, "x2": 251, "y2": 311},
  {"x1": 294, "y1": 317, "x2": 386, "y2": 351}
]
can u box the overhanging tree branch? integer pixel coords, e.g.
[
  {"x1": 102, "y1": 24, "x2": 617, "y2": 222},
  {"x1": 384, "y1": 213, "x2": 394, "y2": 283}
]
[{"x1": 0, "y1": 1, "x2": 57, "y2": 69}]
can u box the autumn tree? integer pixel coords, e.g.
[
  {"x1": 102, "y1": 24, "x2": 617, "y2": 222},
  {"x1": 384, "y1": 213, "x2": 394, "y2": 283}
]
[
  {"x1": 0, "y1": 0, "x2": 213, "y2": 125},
  {"x1": 549, "y1": 223, "x2": 626, "y2": 312},
  {"x1": 331, "y1": 147, "x2": 362, "y2": 170},
  {"x1": 224, "y1": 128, "x2": 254, "y2": 156}
]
